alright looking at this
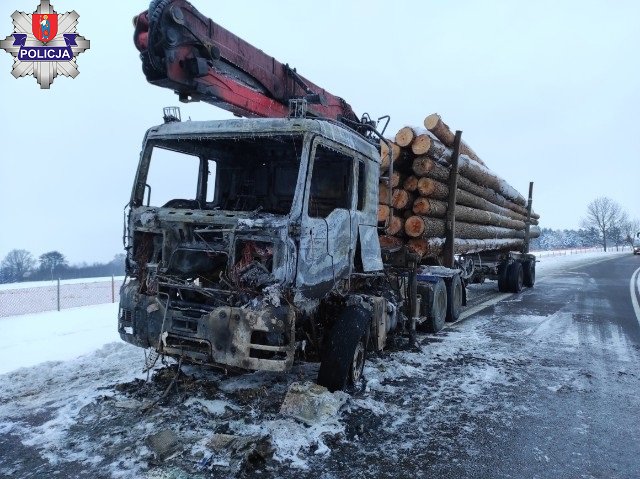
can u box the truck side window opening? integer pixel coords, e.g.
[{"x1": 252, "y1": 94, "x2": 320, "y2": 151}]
[
  {"x1": 357, "y1": 160, "x2": 366, "y2": 211},
  {"x1": 308, "y1": 145, "x2": 353, "y2": 218},
  {"x1": 206, "y1": 160, "x2": 218, "y2": 203},
  {"x1": 146, "y1": 147, "x2": 201, "y2": 207},
  {"x1": 213, "y1": 138, "x2": 302, "y2": 214}
]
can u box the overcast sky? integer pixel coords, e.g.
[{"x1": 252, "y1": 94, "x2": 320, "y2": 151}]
[{"x1": 0, "y1": 0, "x2": 638, "y2": 264}]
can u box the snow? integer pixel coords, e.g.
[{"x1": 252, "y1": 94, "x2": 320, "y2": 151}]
[
  {"x1": 0, "y1": 303, "x2": 121, "y2": 374},
  {"x1": 0, "y1": 277, "x2": 125, "y2": 317},
  {"x1": 535, "y1": 249, "x2": 626, "y2": 276},
  {"x1": 0, "y1": 276, "x2": 125, "y2": 291}
]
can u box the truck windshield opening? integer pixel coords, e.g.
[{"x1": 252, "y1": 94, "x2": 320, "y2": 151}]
[{"x1": 142, "y1": 134, "x2": 303, "y2": 214}]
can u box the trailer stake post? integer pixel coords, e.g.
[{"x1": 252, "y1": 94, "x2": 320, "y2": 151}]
[
  {"x1": 523, "y1": 182, "x2": 534, "y2": 254},
  {"x1": 443, "y1": 130, "x2": 463, "y2": 268},
  {"x1": 408, "y1": 263, "x2": 418, "y2": 348}
]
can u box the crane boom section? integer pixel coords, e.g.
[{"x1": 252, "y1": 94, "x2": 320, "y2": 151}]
[{"x1": 133, "y1": 0, "x2": 360, "y2": 124}]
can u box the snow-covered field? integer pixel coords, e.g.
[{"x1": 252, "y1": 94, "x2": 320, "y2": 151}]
[
  {"x1": 0, "y1": 304, "x2": 121, "y2": 375},
  {"x1": 0, "y1": 277, "x2": 124, "y2": 317},
  {"x1": 0, "y1": 249, "x2": 631, "y2": 478},
  {"x1": 0, "y1": 276, "x2": 125, "y2": 292}
]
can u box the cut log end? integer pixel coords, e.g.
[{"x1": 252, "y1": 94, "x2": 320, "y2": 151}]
[
  {"x1": 404, "y1": 215, "x2": 425, "y2": 238},
  {"x1": 377, "y1": 204, "x2": 390, "y2": 224},
  {"x1": 395, "y1": 126, "x2": 416, "y2": 148},
  {"x1": 424, "y1": 113, "x2": 441, "y2": 130},
  {"x1": 386, "y1": 215, "x2": 404, "y2": 236},
  {"x1": 391, "y1": 189, "x2": 413, "y2": 210},
  {"x1": 403, "y1": 175, "x2": 419, "y2": 192},
  {"x1": 407, "y1": 238, "x2": 429, "y2": 258},
  {"x1": 379, "y1": 235, "x2": 404, "y2": 251},
  {"x1": 411, "y1": 135, "x2": 431, "y2": 156},
  {"x1": 412, "y1": 156, "x2": 435, "y2": 177},
  {"x1": 380, "y1": 139, "x2": 401, "y2": 164},
  {"x1": 390, "y1": 171, "x2": 402, "y2": 188}
]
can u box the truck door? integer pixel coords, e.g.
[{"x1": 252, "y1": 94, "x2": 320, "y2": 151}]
[{"x1": 296, "y1": 140, "x2": 356, "y2": 298}]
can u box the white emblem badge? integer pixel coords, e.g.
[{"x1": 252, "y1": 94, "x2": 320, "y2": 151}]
[{"x1": 0, "y1": 0, "x2": 90, "y2": 89}]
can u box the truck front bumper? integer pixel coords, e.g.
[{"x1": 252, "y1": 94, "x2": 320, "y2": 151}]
[{"x1": 118, "y1": 280, "x2": 296, "y2": 372}]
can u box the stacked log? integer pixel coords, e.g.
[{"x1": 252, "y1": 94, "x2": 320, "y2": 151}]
[{"x1": 378, "y1": 113, "x2": 540, "y2": 260}]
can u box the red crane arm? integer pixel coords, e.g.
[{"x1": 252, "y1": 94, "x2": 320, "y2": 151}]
[{"x1": 133, "y1": 0, "x2": 361, "y2": 125}]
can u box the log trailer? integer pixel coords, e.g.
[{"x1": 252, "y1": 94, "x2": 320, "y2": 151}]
[{"x1": 119, "y1": 0, "x2": 536, "y2": 391}]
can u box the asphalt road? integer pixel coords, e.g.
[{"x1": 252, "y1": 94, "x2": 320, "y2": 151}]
[
  {"x1": 1, "y1": 252, "x2": 639, "y2": 479},
  {"x1": 317, "y1": 252, "x2": 640, "y2": 479}
]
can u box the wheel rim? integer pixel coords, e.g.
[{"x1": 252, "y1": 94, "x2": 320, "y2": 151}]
[
  {"x1": 518, "y1": 267, "x2": 523, "y2": 289},
  {"x1": 454, "y1": 280, "x2": 462, "y2": 310},
  {"x1": 435, "y1": 288, "x2": 446, "y2": 322},
  {"x1": 531, "y1": 264, "x2": 536, "y2": 283},
  {"x1": 351, "y1": 341, "x2": 365, "y2": 383}
]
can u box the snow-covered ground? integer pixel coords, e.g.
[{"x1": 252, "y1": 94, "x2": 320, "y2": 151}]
[
  {"x1": 535, "y1": 248, "x2": 626, "y2": 275},
  {"x1": 0, "y1": 303, "x2": 121, "y2": 375},
  {"x1": 0, "y1": 276, "x2": 125, "y2": 291},
  {"x1": 0, "y1": 249, "x2": 632, "y2": 478},
  {"x1": 0, "y1": 277, "x2": 124, "y2": 317}
]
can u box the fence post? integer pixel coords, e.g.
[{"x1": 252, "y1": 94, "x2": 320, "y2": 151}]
[
  {"x1": 111, "y1": 275, "x2": 115, "y2": 303},
  {"x1": 57, "y1": 278, "x2": 61, "y2": 311}
]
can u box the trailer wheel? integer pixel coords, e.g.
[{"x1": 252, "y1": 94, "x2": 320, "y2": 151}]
[
  {"x1": 507, "y1": 261, "x2": 524, "y2": 293},
  {"x1": 317, "y1": 305, "x2": 370, "y2": 392},
  {"x1": 523, "y1": 260, "x2": 535, "y2": 287},
  {"x1": 431, "y1": 278, "x2": 448, "y2": 329},
  {"x1": 497, "y1": 262, "x2": 509, "y2": 292},
  {"x1": 417, "y1": 282, "x2": 446, "y2": 333},
  {"x1": 446, "y1": 274, "x2": 463, "y2": 322}
]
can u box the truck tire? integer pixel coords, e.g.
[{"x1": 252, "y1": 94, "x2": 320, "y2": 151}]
[
  {"x1": 431, "y1": 278, "x2": 448, "y2": 330},
  {"x1": 317, "y1": 306, "x2": 371, "y2": 392},
  {"x1": 507, "y1": 261, "x2": 524, "y2": 293},
  {"x1": 497, "y1": 262, "x2": 509, "y2": 293},
  {"x1": 446, "y1": 274, "x2": 463, "y2": 322},
  {"x1": 523, "y1": 260, "x2": 535, "y2": 287},
  {"x1": 417, "y1": 282, "x2": 446, "y2": 333}
]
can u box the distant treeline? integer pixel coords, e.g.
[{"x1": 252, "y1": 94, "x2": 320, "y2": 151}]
[
  {"x1": 530, "y1": 226, "x2": 626, "y2": 251},
  {"x1": 0, "y1": 250, "x2": 125, "y2": 284},
  {"x1": 0, "y1": 226, "x2": 630, "y2": 284}
]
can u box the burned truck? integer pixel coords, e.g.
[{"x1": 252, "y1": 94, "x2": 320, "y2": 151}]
[
  {"x1": 120, "y1": 0, "x2": 537, "y2": 391},
  {"x1": 119, "y1": 117, "x2": 402, "y2": 391}
]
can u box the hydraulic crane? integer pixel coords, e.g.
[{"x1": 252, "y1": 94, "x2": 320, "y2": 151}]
[{"x1": 133, "y1": 0, "x2": 374, "y2": 133}]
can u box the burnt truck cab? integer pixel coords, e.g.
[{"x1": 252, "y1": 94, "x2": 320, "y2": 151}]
[{"x1": 119, "y1": 117, "x2": 384, "y2": 373}]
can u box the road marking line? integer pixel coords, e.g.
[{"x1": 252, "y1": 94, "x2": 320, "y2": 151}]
[
  {"x1": 631, "y1": 267, "x2": 640, "y2": 326},
  {"x1": 458, "y1": 293, "x2": 513, "y2": 321}
]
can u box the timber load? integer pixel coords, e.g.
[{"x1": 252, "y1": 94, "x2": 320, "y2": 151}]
[{"x1": 379, "y1": 113, "x2": 540, "y2": 261}]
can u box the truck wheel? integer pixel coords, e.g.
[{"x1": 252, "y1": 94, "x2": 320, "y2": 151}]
[
  {"x1": 446, "y1": 274, "x2": 463, "y2": 322},
  {"x1": 507, "y1": 261, "x2": 524, "y2": 293},
  {"x1": 417, "y1": 281, "x2": 446, "y2": 333},
  {"x1": 523, "y1": 260, "x2": 535, "y2": 287},
  {"x1": 431, "y1": 278, "x2": 448, "y2": 330},
  {"x1": 317, "y1": 305, "x2": 371, "y2": 392},
  {"x1": 497, "y1": 262, "x2": 509, "y2": 292}
]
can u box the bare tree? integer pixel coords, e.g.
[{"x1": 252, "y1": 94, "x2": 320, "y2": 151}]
[
  {"x1": 39, "y1": 251, "x2": 68, "y2": 279},
  {"x1": 0, "y1": 249, "x2": 36, "y2": 283},
  {"x1": 580, "y1": 197, "x2": 624, "y2": 252},
  {"x1": 622, "y1": 217, "x2": 640, "y2": 247}
]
